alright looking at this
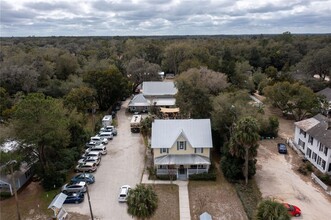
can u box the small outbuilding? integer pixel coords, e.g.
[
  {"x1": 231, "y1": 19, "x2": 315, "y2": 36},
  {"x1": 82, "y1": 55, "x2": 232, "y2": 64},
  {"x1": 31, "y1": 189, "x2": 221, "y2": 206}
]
[
  {"x1": 48, "y1": 193, "x2": 68, "y2": 220},
  {"x1": 200, "y1": 211, "x2": 212, "y2": 220}
]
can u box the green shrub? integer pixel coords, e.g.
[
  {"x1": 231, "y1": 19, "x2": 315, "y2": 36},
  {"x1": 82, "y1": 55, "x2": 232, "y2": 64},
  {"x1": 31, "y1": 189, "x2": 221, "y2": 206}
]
[
  {"x1": 156, "y1": 175, "x2": 177, "y2": 181},
  {"x1": 305, "y1": 163, "x2": 313, "y2": 172},
  {"x1": 315, "y1": 172, "x2": 331, "y2": 186},
  {"x1": 0, "y1": 192, "x2": 12, "y2": 200},
  {"x1": 297, "y1": 165, "x2": 308, "y2": 175},
  {"x1": 42, "y1": 167, "x2": 66, "y2": 191},
  {"x1": 234, "y1": 180, "x2": 262, "y2": 220},
  {"x1": 189, "y1": 172, "x2": 216, "y2": 181}
]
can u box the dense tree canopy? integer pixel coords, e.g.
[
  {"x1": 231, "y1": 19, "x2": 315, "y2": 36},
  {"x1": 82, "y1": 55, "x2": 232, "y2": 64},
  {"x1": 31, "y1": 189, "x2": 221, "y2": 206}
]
[
  {"x1": 264, "y1": 82, "x2": 320, "y2": 120},
  {"x1": 13, "y1": 93, "x2": 70, "y2": 171},
  {"x1": 175, "y1": 67, "x2": 229, "y2": 118},
  {"x1": 84, "y1": 66, "x2": 130, "y2": 111}
]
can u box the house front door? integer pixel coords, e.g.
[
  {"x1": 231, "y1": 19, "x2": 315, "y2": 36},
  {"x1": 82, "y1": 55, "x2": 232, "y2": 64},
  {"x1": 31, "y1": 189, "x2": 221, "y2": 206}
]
[{"x1": 179, "y1": 165, "x2": 185, "y2": 174}]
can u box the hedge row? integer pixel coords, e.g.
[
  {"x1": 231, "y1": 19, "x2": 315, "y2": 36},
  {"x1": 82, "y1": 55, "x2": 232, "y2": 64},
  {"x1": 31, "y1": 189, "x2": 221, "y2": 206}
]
[
  {"x1": 156, "y1": 175, "x2": 177, "y2": 181},
  {"x1": 188, "y1": 172, "x2": 216, "y2": 181}
]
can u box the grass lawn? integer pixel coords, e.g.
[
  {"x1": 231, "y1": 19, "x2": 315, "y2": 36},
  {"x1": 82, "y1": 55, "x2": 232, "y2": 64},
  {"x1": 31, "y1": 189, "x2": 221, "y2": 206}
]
[{"x1": 150, "y1": 184, "x2": 179, "y2": 220}]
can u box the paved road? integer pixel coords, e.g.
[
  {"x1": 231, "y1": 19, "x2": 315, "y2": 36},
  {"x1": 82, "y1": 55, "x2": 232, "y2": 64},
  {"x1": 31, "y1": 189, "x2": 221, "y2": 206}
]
[{"x1": 64, "y1": 100, "x2": 145, "y2": 220}]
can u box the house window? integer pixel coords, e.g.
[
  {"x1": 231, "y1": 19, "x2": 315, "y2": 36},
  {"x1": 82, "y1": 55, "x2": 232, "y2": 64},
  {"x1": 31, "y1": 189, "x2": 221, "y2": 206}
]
[
  {"x1": 298, "y1": 139, "x2": 305, "y2": 150},
  {"x1": 328, "y1": 163, "x2": 331, "y2": 172},
  {"x1": 190, "y1": 165, "x2": 205, "y2": 169},
  {"x1": 299, "y1": 129, "x2": 306, "y2": 138},
  {"x1": 319, "y1": 143, "x2": 324, "y2": 152},
  {"x1": 160, "y1": 148, "x2": 169, "y2": 154},
  {"x1": 312, "y1": 152, "x2": 317, "y2": 161},
  {"x1": 317, "y1": 156, "x2": 321, "y2": 165},
  {"x1": 159, "y1": 165, "x2": 167, "y2": 169},
  {"x1": 321, "y1": 160, "x2": 326, "y2": 170},
  {"x1": 177, "y1": 141, "x2": 186, "y2": 150},
  {"x1": 194, "y1": 148, "x2": 204, "y2": 153},
  {"x1": 324, "y1": 147, "x2": 328, "y2": 156},
  {"x1": 306, "y1": 148, "x2": 312, "y2": 158},
  {"x1": 308, "y1": 136, "x2": 314, "y2": 145}
]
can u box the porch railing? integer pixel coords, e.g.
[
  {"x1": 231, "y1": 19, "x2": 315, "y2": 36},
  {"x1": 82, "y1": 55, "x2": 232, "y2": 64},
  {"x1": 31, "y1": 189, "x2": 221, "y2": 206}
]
[
  {"x1": 187, "y1": 168, "x2": 208, "y2": 175},
  {"x1": 156, "y1": 168, "x2": 177, "y2": 175}
]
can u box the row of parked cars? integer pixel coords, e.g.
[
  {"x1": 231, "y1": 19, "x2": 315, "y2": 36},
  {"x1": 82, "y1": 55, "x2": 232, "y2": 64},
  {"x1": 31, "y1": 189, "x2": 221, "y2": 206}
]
[{"x1": 60, "y1": 124, "x2": 118, "y2": 204}]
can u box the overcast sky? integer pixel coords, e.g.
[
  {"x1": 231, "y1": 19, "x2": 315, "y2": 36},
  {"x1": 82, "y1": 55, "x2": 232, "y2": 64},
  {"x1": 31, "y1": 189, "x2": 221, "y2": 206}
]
[{"x1": 1, "y1": 0, "x2": 331, "y2": 37}]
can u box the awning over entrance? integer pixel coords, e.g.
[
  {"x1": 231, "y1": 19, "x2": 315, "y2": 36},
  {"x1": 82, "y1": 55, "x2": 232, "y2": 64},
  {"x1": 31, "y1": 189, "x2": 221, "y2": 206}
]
[
  {"x1": 160, "y1": 107, "x2": 180, "y2": 113},
  {"x1": 154, "y1": 154, "x2": 210, "y2": 165}
]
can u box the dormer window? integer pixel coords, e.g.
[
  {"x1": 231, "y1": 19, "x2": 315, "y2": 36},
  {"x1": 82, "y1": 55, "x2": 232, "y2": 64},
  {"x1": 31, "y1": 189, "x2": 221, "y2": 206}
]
[{"x1": 177, "y1": 141, "x2": 186, "y2": 150}]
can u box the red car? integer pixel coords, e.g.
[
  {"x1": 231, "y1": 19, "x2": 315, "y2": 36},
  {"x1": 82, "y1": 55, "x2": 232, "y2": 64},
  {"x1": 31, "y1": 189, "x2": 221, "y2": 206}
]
[{"x1": 283, "y1": 203, "x2": 301, "y2": 217}]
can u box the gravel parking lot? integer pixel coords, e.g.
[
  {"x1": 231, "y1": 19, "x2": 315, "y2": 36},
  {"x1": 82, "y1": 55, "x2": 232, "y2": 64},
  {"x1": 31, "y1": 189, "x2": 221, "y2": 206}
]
[
  {"x1": 256, "y1": 138, "x2": 331, "y2": 220},
  {"x1": 64, "y1": 100, "x2": 145, "y2": 220}
]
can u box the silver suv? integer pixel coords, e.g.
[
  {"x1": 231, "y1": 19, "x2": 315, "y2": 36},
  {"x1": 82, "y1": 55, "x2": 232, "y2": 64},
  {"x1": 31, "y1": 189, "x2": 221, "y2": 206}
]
[{"x1": 75, "y1": 162, "x2": 97, "y2": 173}]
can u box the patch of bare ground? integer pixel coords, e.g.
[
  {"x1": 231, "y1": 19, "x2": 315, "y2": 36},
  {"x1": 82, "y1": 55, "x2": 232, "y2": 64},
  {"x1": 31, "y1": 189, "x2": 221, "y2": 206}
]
[
  {"x1": 189, "y1": 160, "x2": 248, "y2": 220},
  {"x1": 189, "y1": 179, "x2": 248, "y2": 220},
  {"x1": 0, "y1": 181, "x2": 91, "y2": 220},
  {"x1": 149, "y1": 184, "x2": 179, "y2": 220}
]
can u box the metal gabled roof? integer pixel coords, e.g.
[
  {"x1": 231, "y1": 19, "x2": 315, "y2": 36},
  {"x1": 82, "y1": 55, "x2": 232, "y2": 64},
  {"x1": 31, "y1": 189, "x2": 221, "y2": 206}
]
[
  {"x1": 142, "y1": 81, "x2": 177, "y2": 96},
  {"x1": 128, "y1": 94, "x2": 149, "y2": 107},
  {"x1": 151, "y1": 119, "x2": 213, "y2": 149},
  {"x1": 48, "y1": 193, "x2": 67, "y2": 209}
]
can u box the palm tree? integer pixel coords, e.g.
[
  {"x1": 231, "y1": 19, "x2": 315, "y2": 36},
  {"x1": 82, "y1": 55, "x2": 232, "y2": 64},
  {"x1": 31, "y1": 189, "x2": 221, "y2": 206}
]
[
  {"x1": 256, "y1": 199, "x2": 290, "y2": 220},
  {"x1": 229, "y1": 116, "x2": 260, "y2": 185},
  {"x1": 127, "y1": 184, "x2": 158, "y2": 220}
]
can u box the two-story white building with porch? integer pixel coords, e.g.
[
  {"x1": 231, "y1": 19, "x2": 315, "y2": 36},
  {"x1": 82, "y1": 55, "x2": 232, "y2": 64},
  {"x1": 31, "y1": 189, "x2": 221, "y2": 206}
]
[
  {"x1": 151, "y1": 119, "x2": 213, "y2": 180},
  {"x1": 294, "y1": 114, "x2": 331, "y2": 174}
]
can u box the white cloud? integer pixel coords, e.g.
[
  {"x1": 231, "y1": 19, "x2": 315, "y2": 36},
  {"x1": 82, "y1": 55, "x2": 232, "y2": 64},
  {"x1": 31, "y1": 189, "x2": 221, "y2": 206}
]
[{"x1": 1, "y1": 0, "x2": 330, "y2": 36}]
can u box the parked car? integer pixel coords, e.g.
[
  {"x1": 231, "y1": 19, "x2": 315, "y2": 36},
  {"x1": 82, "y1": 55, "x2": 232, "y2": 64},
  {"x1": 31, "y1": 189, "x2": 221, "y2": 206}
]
[
  {"x1": 71, "y1": 173, "x2": 95, "y2": 184},
  {"x1": 277, "y1": 143, "x2": 288, "y2": 154},
  {"x1": 105, "y1": 125, "x2": 117, "y2": 136},
  {"x1": 78, "y1": 156, "x2": 101, "y2": 166},
  {"x1": 90, "y1": 136, "x2": 108, "y2": 144},
  {"x1": 75, "y1": 162, "x2": 97, "y2": 173},
  {"x1": 63, "y1": 192, "x2": 84, "y2": 204},
  {"x1": 118, "y1": 185, "x2": 131, "y2": 202},
  {"x1": 81, "y1": 151, "x2": 102, "y2": 160},
  {"x1": 61, "y1": 181, "x2": 86, "y2": 194},
  {"x1": 283, "y1": 203, "x2": 301, "y2": 217},
  {"x1": 98, "y1": 131, "x2": 113, "y2": 140},
  {"x1": 85, "y1": 145, "x2": 107, "y2": 155}
]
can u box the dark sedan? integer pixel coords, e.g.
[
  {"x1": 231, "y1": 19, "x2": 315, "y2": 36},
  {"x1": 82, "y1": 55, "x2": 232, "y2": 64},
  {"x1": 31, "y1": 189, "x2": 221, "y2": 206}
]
[
  {"x1": 63, "y1": 192, "x2": 84, "y2": 204},
  {"x1": 277, "y1": 143, "x2": 287, "y2": 154}
]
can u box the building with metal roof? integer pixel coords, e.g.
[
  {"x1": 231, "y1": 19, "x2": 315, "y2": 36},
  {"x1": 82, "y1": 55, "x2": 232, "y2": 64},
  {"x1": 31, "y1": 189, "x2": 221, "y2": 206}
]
[{"x1": 151, "y1": 119, "x2": 213, "y2": 180}]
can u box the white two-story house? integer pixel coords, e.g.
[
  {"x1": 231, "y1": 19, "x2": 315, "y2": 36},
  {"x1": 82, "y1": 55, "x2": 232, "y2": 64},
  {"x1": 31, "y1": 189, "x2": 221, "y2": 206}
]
[
  {"x1": 151, "y1": 119, "x2": 213, "y2": 180},
  {"x1": 294, "y1": 114, "x2": 331, "y2": 174}
]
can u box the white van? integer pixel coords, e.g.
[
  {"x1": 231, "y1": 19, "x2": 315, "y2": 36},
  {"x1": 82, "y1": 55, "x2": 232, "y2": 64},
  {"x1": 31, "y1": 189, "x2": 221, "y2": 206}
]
[
  {"x1": 102, "y1": 115, "x2": 112, "y2": 127},
  {"x1": 99, "y1": 132, "x2": 113, "y2": 140}
]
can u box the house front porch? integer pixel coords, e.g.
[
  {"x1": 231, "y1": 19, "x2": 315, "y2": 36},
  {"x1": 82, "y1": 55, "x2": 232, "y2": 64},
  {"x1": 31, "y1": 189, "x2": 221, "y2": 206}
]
[{"x1": 154, "y1": 154, "x2": 210, "y2": 180}]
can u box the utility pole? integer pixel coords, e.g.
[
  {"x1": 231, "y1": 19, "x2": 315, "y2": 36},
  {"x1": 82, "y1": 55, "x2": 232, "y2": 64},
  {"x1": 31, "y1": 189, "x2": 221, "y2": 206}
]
[
  {"x1": 9, "y1": 160, "x2": 21, "y2": 220},
  {"x1": 84, "y1": 172, "x2": 94, "y2": 220}
]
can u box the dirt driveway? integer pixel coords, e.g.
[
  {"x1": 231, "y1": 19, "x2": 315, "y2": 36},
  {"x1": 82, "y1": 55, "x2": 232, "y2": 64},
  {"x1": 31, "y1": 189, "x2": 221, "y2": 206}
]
[
  {"x1": 256, "y1": 138, "x2": 331, "y2": 219},
  {"x1": 64, "y1": 99, "x2": 145, "y2": 220}
]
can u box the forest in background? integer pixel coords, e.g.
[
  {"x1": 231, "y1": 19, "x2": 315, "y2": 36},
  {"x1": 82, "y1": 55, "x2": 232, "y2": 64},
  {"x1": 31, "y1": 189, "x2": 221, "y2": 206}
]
[{"x1": 0, "y1": 33, "x2": 330, "y2": 189}]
